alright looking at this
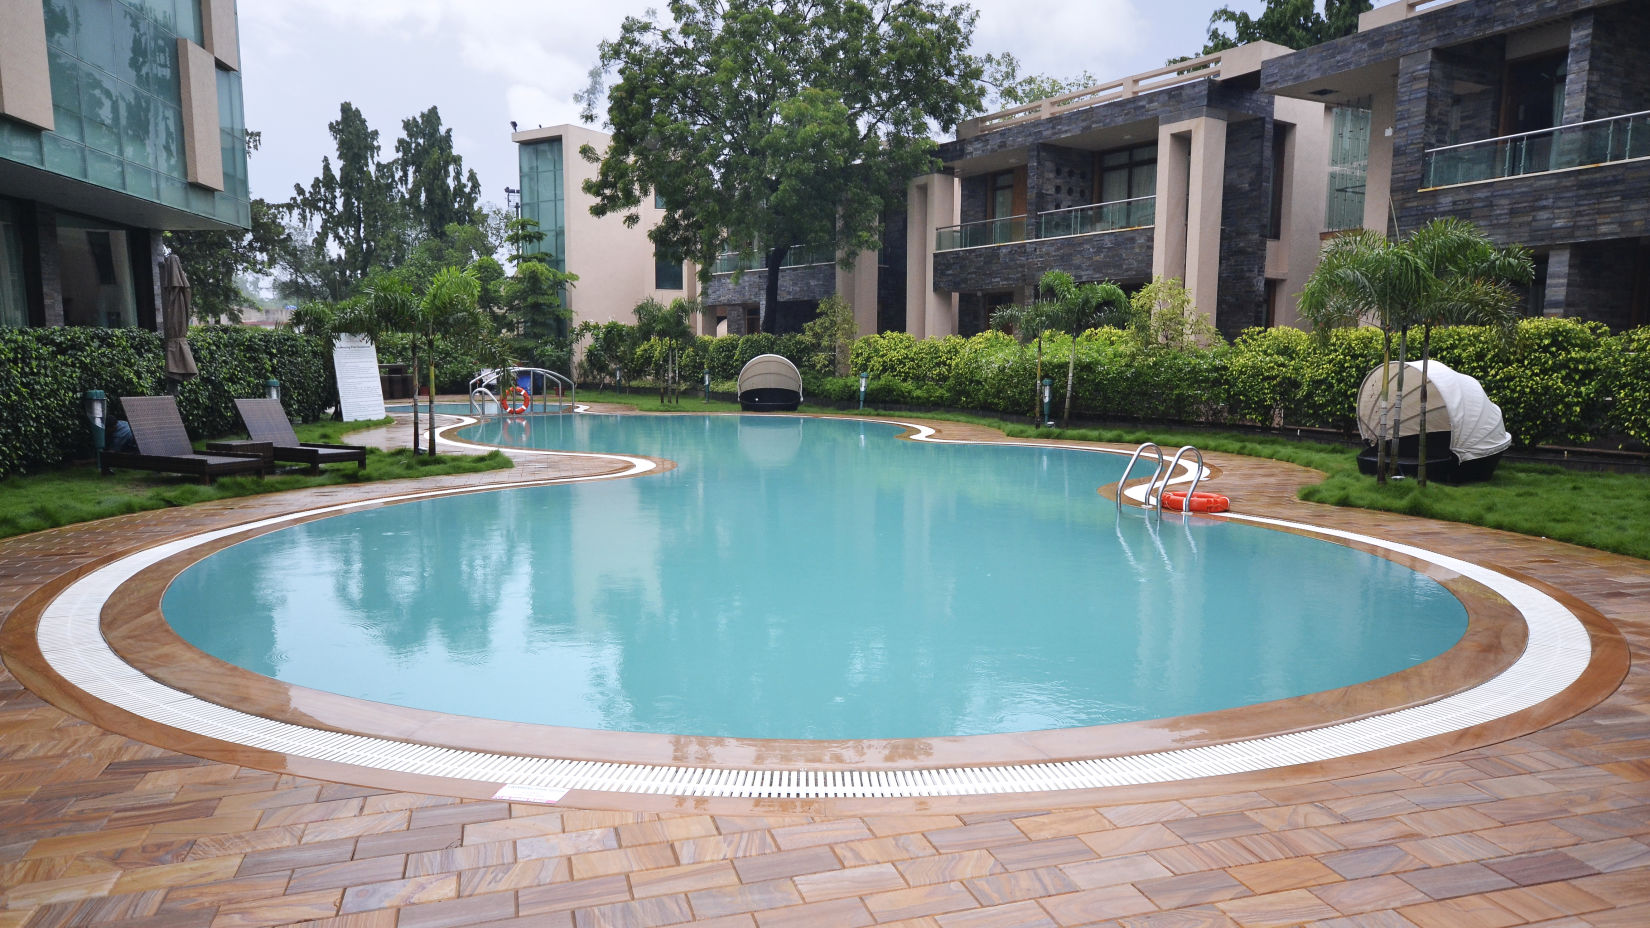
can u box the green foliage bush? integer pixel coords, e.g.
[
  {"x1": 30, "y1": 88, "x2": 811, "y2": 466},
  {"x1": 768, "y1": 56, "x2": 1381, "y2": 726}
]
[
  {"x1": 0, "y1": 326, "x2": 332, "y2": 477},
  {"x1": 588, "y1": 318, "x2": 1646, "y2": 450}
]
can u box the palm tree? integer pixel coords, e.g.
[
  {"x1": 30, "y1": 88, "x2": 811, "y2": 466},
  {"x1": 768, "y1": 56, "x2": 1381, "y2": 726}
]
[
  {"x1": 988, "y1": 299, "x2": 1056, "y2": 421},
  {"x1": 1298, "y1": 220, "x2": 1531, "y2": 484},
  {"x1": 344, "y1": 267, "x2": 485, "y2": 455},
  {"x1": 1406, "y1": 219, "x2": 1532, "y2": 484},
  {"x1": 1037, "y1": 270, "x2": 1129, "y2": 427}
]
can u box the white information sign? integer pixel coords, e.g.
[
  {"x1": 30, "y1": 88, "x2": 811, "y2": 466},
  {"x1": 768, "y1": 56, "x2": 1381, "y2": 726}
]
[{"x1": 332, "y1": 334, "x2": 387, "y2": 422}]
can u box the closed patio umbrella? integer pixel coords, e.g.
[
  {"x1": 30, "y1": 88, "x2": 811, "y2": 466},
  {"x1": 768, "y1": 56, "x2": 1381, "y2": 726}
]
[{"x1": 161, "y1": 253, "x2": 198, "y2": 383}]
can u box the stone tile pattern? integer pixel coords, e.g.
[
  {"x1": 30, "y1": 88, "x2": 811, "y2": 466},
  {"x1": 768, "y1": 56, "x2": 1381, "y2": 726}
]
[{"x1": 1, "y1": 415, "x2": 1648, "y2": 927}]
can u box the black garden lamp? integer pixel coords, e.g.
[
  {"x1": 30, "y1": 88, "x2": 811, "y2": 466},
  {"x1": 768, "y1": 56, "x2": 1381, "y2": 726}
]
[
  {"x1": 83, "y1": 389, "x2": 107, "y2": 463},
  {"x1": 859, "y1": 371, "x2": 869, "y2": 410},
  {"x1": 1041, "y1": 377, "x2": 1053, "y2": 427},
  {"x1": 266, "y1": 379, "x2": 281, "y2": 401}
]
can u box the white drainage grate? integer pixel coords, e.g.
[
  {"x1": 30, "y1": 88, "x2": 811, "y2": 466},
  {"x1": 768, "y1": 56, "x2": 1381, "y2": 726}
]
[{"x1": 33, "y1": 437, "x2": 1593, "y2": 800}]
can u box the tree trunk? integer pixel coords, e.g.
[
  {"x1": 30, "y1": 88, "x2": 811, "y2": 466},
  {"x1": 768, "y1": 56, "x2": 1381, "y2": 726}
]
[
  {"x1": 1062, "y1": 332, "x2": 1077, "y2": 428},
  {"x1": 410, "y1": 345, "x2": 422, "y2": 454},
  {"x1": 1417, "y1": 326, "x2": 1432, "y2": 487},
  {"x1": 427, "y1": 358, "x2": 438, "y2": 457},
  {"x1": 1374, "y1": 330, "x2": 1390, "y2": 485},
  {"x1": 1388, "y1": 327, "x2": 1410, "y2": 479},
  {"x1": 1034, "y1": 335, "x2": 1043, "y2": 421},
  {"x1": 762, "y1": 245, "x2": 790, "y2": 334}
]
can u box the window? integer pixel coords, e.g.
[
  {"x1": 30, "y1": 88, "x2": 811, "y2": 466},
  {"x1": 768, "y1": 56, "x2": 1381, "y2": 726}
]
[
  {"x1": 654, "y1": 250, "x2": 683, "y2": 290},
  {"x1": 1325, "y1": 104, "x2": 1371, "y2": 232},
  {"x1": 988, "y1": 171, "x2": 1017, "y2": 219},
  {"x1": 1097, "y1": 143, "x2": 1156, "y2": 226},
  {"x1": 1501, "y1": 51, "x2": 1567, "y2": 136},
  {"x1": 0, "y1": 201, "x2": 28, "y2": 328},
  {"x1": 654, "y1": 192, "x2": 667, "y2": 209}
]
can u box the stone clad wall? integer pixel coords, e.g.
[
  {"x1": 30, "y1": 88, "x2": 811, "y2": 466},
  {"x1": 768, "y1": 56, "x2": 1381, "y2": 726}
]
[
  {"x1": 1215, "y1": 118, "x2": 1271, "y2": 338},
  {"x1": 933, "y1": 228, "x2": 1154, "y2": 294}
]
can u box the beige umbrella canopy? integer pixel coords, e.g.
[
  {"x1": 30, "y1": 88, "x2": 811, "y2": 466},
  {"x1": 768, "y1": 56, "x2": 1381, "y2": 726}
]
[{"x1": 160, "y1": 253, "x2": 198, "y2": 381}]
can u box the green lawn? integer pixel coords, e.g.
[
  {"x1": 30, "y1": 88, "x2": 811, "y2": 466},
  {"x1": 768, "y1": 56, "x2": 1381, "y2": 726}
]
[{"x1": 0, "y1": 418, "x2": 512, "y2": 540}]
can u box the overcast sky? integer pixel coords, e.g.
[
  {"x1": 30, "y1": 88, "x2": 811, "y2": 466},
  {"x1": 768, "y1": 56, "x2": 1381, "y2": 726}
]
[{"x1": 239, "y1": 0, "x2": 1335, "y2": 214}]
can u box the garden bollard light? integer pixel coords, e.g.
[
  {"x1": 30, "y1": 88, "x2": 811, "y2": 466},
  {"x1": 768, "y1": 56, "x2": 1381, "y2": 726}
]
[
  {"x1": 704, "y1": 368, "x2": 711, "y2": 403},
  {"x1": 83, "y1": 390, "x2": 107, "y2": 465},
  {"x1": 859, "y1": 371, "x2": 869, "y2": 410},
  {"x1": 1041, "y1": 377, "x2": 1053, "y2": 427},
  {"x1": 266, "y1": 379, "x2": 281, "y2": 401}
]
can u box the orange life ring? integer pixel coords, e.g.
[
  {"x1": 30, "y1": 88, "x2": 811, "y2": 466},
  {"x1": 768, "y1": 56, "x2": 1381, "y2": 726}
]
[
  {"x1": 1161, "y1": 490, "x2": 1230, "y2": 513},
  {"x1": 503, "y1": 385, "x2": 530, "y2": 415}
]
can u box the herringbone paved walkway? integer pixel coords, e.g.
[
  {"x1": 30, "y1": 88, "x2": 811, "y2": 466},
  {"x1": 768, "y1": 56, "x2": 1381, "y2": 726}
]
[{"x1": 1, "y1": 411, "x2": 1646, "y2": 927}]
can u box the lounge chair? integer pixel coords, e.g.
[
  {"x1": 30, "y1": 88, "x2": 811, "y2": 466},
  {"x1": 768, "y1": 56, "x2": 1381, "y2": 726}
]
[
  {"x1": 102, "y1": 396, "x2": 267, "y2": 484},
  {"x1": 235, "y1": 398, "x2": 368, "y2": 473}
]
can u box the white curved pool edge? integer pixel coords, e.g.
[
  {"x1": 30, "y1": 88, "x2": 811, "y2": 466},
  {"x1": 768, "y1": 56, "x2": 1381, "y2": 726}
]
[{"x1": 33, "y1": 433, "x2": 1588, "y2": 800}]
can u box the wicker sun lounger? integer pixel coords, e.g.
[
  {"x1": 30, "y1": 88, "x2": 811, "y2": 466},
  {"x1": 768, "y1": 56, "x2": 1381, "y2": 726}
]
[
  {"x1": 235, "y1": 398, "x2": 368, "y2": 473},
  {"x1": 102, "y1": 396, "x2": 267, "y2": 484}
]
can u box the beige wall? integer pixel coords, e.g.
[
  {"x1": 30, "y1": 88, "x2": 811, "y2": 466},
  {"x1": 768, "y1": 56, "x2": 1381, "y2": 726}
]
[
  {"x1": 516, "y1": 124, "x2": 696, "y2": 330},
  {"x1": 1153, "y1": 116, "x2": 1226, "y2": 324},
  {"x1": 200, "y1": 0, "x2": 240, "y2": 71},
  {"x1": 836, "y1": 250, "x2": 881, "y2": 337},
  {"x1": 176, "y1": 39, "x2": 223, "y2": 191},
  {"x1": 904, "y1": 173, "x2": 959, "y2": 338},
  {"x1": 1363, "y1": 88, "x2": 1397, "y2": 235},
  {"x1": 1269, "y1": 96, "x2": 1331, "y2": 329},
  {"x1": 0, "y1": 0, "x2": 54, "y2": 131}
]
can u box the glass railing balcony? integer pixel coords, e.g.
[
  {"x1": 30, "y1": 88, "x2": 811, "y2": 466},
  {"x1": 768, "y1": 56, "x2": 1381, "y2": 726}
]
[
  {"x1": 1423, "y1": 110, "x2": 1650, "y2": 188},
  {"x1": 1038, "y1": 196, "x2": 1155, "y2": 239},
  {"x1": 935, "y1": 215, "x2": 1028, "y2": 251},
  {"x1": 710, "y1": 244, "x2": 836, "y2": 275}
]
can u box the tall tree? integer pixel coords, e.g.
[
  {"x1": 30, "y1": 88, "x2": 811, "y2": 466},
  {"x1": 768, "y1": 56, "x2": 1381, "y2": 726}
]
[
  {"x1": 394, "y1": 106, "x2": 483, "y2": 239},
  {"x1": 165, "y1": 198, "x2": 290, "y2": 323},
  {"x1": 1199, "y1": 0, "x2": 1371, "y2": 55},
  {"x1": 291, "y1": 103, "x2": 406, "y2": 301},
  {"x1": 982, "y1": 52, "x2": 1098, "y2": 108},
  {"x1": 163, "y1": 130, "x2": 290, "y2": 323},
  {"x1": 580, "y1": 0, "x2": 984, "y2": 334}
]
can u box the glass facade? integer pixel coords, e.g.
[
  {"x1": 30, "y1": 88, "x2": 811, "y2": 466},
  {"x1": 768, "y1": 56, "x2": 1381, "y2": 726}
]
[
  {"x1": 1326, "y1": 104, "x2": 1371, "y2": 232},
  {"x1": 517, "y1": 138, "x2": 566, "y2": 272},
  {"x1": 654, "y1": 249, "x2": 683, "y2": 290},
  {"x1": 0, "y1": 202, "x2": 28, "y2": 328},
  {"x1": 0, "y1": 0, "x2": 248, "y2": 229},
  {"x1": 56, "y1": 210, "x2": 137, "y2": 327}
]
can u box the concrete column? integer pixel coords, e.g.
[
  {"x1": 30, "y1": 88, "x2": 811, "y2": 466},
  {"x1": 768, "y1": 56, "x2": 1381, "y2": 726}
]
[
  {"x1": 1364, "y1": 87, "x2": 1397, "y2": 235},
  {"x1": 904, "y1": 173, "x2": 958, "y2": 339},
  {"x1": 1154, "y1": 116, "x2": 1225, "y2": 324},
  {"x1": 835, "y1": 248, "x2": 880, "y2": 337},
  {"x1": 1544, "y1": 246, "x2": 1572, "y2": 317}
]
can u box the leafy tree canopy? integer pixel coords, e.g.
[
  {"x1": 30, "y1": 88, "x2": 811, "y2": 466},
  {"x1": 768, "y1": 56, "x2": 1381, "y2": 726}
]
[
  {"x1": 395, "y1": 106, "x2": 484, "y2": 239},
  {"x1": 981, "y1": 52, "x2": 1098, "y2": 109},
  {"x1": 164, "y1": 130, "x2": 291, "y2": 323},
  {"x1": 1198, "y1": 0, "x2": 1371, "y2": 55},
  {"x1": 578, "y1": 0, "x2": 985, "y2": 333}
]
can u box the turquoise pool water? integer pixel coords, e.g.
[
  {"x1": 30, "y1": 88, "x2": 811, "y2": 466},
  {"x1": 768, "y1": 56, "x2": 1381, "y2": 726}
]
[{"x1": 162, "y1": 414, "x2": 1468, "y2": 740}]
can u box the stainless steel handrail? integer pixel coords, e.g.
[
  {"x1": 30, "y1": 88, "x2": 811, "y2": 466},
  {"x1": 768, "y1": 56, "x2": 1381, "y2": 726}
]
[
  {"x1": 469, "y1": 387, "x2": 497, "y2": 415},
  {"x1": 1157, "y1": 445, "x2": 1206, "y2": 514},
  {"x1": 1115, "y1": 442, "x2": 1165, "y2": 511}
]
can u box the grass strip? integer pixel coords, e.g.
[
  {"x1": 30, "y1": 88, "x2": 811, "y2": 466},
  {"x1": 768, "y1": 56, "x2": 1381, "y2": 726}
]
[{"x1": 0, "y1": 417, "x2": 512, "y2": 540}]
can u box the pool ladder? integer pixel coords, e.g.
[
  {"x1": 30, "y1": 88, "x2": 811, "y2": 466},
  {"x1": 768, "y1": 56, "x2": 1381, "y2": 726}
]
[{"x1": 1115, "y1": 443, "x2": 1208, "y2": 514}]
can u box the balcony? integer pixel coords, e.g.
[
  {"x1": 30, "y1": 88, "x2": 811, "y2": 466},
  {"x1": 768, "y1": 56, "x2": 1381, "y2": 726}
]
[
  {"x1": 934, "y1": 215, "x2": 1029, "y2": 251},
  {"x1": 1038, "y1": 197, "x2": 1155, "y2": 239},
  {"x1": 710, "y1": 243, "x2": 836, "y2": 275},
  {"x1": 934, "y1": 197, "x2": 1154, "y2": 252},
  {"x1": 1423, "y1": 110, "x2": 1650, "y2": 188}
]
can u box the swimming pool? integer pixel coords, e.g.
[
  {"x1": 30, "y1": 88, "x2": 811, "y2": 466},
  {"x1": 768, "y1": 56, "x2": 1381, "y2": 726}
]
[{"x1": 162, "y1": 414, "x2": 1467, "y2": 741}]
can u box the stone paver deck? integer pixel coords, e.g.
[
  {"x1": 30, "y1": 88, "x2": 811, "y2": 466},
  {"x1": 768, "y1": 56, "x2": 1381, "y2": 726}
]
[{"x1": 1, "y1": 408, "x2": 1646, "y2": 928}]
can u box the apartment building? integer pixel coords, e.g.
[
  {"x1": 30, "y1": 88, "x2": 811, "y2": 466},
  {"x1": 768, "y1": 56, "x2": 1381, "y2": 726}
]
[
  {"x1": 511, "y1": 124, "x2": 699, "y2": 332},
  {"x1": 1264, "y1": 0, "x2": 1650, "y2": 329},
  {"x1": 0, "y1": 0, "x2": 247, "y2": 330},
  {"x1": 904, "y1": 42, "x2": 1331, "y2": 340}
]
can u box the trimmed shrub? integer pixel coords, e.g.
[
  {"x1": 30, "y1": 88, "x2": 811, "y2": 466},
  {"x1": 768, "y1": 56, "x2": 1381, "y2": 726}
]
[{"x1": 0, "y1": 326, "x2": 332, "y2": 477}]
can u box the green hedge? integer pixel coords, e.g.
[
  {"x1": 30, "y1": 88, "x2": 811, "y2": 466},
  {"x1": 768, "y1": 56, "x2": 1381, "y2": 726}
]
[
  {"x1": 636, "y1": 319, "x2": 1649, "y2": 449},
  {"x1": 0, "y1": 326, "x2": 333, "y2": 477}
]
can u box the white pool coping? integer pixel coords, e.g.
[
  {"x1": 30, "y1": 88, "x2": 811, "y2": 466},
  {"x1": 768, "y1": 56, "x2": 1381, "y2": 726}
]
[{"x1": 33, "y1": 422, "x2": 1592, "y2": 800}]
